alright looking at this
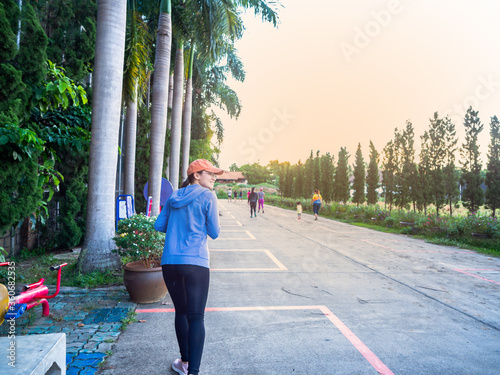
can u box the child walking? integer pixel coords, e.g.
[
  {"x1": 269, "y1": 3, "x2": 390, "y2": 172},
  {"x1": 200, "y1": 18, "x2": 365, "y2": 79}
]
[{"x1": 296, "y1": 202, "x2": 303, "y2": 220}]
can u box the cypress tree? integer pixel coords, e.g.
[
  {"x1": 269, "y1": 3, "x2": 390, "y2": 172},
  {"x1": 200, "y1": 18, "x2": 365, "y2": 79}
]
[
  {"x1": 15, "y1": 2, "x2": 48, "y2": 108},
  {"x1": 320, "y1": 153, "x2": 334, "y2": 202},
  {"x1": 485, "y1": 116, "x2": 500, "y2": 217},
  {"x1": 281, "y1": 162, "x2": 292, "y2": 198},
  {"x1": 382, "y1": 140, "x2": 396, "y2": 211},
  {"x1": 352, "y1": 143, "x2": 365, "y2": 206},
  {"x1": 460, "y1": 107, "x2": 484, "y2": 213},
  {"x1": 34, "y1": 0, "x2": 97, "y2": 82},
  {"x1": 366, "y1": 140, "x2": 379, "y2": 205},
  {"x1": 428, "y1": 112, "x2": 447, "y2": 216},
  {"x1": 392, "y1": 129, "x2": 404, "y2": 209},
  {"x1": 293, "y1": 160, "x2": 304, "y2": 199},
  {"x1": 333, "y1": 147, "x2": 350, "y2": 204},
  {"x1": 417, "y1": 131, "x2": 432, "y2": 214},
  {"x1": 314, "y1": 150, "x2": 321, "y2": 190},
  {"x1": 395, "y1": 122, "x2": 417, "y2": 211},
  {"x1": 442, "y1": 116, "x2": 459, "y2": 216},
  {"x1": 303, "y1": 150, "x2": 314, "y2": 196},
  {"x1": 0, "y1": 1, "x2": 48, "y2": 233}
]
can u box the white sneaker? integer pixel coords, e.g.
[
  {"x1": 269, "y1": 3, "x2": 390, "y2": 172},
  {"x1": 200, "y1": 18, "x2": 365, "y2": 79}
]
[{"x1": 172, "y1": 359, "x2": 188, "y2": 375}]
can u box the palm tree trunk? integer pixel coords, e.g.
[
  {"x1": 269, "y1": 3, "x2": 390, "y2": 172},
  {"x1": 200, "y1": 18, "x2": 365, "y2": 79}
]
[
  {"x1": 78, "y1": 0, "x2": 126, "y2": 273},
  {"x1": 181, "y1": 44, "x2": 195, "y2": 182},
  {"x1": 169, "y1": 40, "x2": 184, "y2": 190},
  {"x1": 124, "y1": 90, "x2": 137, "y2": 198},
  {"x1": 167, "y1": 73, "x2": 174, "y2": 130},
  {"x1": 165, "y1": 73, "x2": 174, "y2": 180},
  {"x1": 148, "y1": 0, "x2": 172, "y2": 216}
]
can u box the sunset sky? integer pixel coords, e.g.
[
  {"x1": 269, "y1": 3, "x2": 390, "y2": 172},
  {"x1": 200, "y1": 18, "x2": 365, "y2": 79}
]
[{"x1": 215, "y1": 0, "x2": 500, "y2": 170}]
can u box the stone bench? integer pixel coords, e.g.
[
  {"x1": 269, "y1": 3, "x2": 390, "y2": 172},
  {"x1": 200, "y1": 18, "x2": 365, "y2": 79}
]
[{"x1": 0, "y1": 332, "x2": 66, "y2": 374}]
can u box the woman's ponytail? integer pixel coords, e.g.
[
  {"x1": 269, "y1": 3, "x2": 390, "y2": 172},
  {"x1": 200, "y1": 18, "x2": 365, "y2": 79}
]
[{"x1": 180, "y1": 174, "x2": 195, "y2": 188}]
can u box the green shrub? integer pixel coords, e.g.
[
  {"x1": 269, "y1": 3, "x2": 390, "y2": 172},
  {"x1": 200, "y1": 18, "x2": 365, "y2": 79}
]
[
  {"x1": 461, "y1": 214, "x2": 499, "y2": 237},
  {"x1": 416, "y1": 213, "x2": 451, "y2": 233},
  {"x1": 397, "y1": 210, "x2": 420, "y2": 223},
  {"x1": 216, "y1": 190, "x2": 228, "y2": 199},
  {"x1": 113, "y1": 214, "x2": 164, "y2": 268},
  {"x1": 384, "y1": 216, "x2": 397, "y2": 228},
  {"x1": 400, "y1": 226, "x2": 413, "y2": 235}
]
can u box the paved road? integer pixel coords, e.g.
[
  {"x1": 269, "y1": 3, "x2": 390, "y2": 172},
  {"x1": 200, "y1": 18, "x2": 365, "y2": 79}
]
[{"x1": 101, "y1": 200, "x2": 500, "y2": 375}]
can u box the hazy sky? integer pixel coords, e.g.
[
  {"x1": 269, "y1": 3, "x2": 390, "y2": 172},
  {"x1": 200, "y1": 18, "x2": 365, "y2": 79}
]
[{"x1": 215, "y1": 0, "x2": 500, "y2": 170}]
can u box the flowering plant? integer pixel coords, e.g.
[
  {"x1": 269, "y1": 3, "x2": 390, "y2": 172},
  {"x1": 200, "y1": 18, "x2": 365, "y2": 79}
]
[
  {"x1": 113, "y1": 214, "x2": 164, "y2": 268},
  {"x1": 463, "y1": 214, "x2": 498, "y2": 237},
  {"x1": 373, "y1": 209, "x2": 390, "y2": 223},
  {"x1": 417, "y1": 213, "x2": 450, "y2": 232}
]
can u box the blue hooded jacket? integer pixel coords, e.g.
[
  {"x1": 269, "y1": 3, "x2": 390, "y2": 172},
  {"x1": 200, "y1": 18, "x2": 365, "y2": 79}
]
[{"x1": 154, "y1": 184, "x2": 220, "y2": 268}]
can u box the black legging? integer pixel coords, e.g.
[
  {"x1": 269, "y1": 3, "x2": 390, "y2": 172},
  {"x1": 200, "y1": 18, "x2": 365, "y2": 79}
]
[
  {"x1": 250, "y1": 201, "x2": 257, "y2": 215},
  {"x1": 162, "y1": 265, "x2": 210, "y2": 375}
]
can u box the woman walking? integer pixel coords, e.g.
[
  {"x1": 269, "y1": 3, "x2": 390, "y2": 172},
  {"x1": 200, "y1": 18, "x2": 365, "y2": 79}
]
[
  {"x1": 257, "y1": 187, "x2": 265, "y2": 213},
  {"x1": 248, "y1": 187, "x2": 258, "y2": 218},
  {"x1": 311, "y1": 189, "x2": 322, "y2": 221},
  {"x1": 155, "y1": 159, "x2": 223, "y2": 375}
]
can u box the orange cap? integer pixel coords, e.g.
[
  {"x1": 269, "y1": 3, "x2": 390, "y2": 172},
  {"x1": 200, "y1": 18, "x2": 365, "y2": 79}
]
[{"x1": 187, "y1": 159, "x2": 224, "y2": 176}]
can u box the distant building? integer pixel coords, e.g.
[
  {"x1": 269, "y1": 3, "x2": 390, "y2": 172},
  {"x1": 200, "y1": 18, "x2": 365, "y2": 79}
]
[{"x1": 217, "y1": 171, "x2": 247, "y2": 184}]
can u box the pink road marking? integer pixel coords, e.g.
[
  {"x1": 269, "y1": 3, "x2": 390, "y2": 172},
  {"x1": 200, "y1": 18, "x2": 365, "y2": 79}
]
[
  {"x1": 318, "y1": 226, "x2": 353, "y2": 234},
  {"x1": 361, "y1": 239, "x2": 473, "y2": 254},
  {"x1": 452, "y1": 269, "x2": 500, "y2": 285},
  {"x1": 319, "y1": 306, "x2": 394, "y2": 375},
  {"x1": 136, "y1": 305, "x2": 394, "y2": 374}
]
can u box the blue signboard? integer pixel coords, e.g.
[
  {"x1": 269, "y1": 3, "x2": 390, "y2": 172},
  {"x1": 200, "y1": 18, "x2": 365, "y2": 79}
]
[{"x1": 116, "y1": 195, "x2": 135, "y2": 229}]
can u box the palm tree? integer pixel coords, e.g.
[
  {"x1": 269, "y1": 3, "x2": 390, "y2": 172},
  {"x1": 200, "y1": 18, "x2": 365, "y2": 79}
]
[
  {"x1": 181, "y1": 43, "x2": 195, "y2": 182},
  {"x1": 78, "y1": 0, "x2": 127, "y2": 272},
  {"x1": 168, "y1": 39, "x2": 184, "y2": 190},
  {"x1": 123, "y1": 8, "x2": 152, "y2": 198},
  {"x1": 148, "y1": 0, "x2": 172, "y2": 216}
]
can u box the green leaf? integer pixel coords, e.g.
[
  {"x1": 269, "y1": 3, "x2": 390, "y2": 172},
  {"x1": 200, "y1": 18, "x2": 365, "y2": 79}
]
[
  {"x1": 60, "y1": 81, "x2": 70, "y2": 93},
  {"x1": 47, "y1": 186, "x2": 54, "y2": 201}
]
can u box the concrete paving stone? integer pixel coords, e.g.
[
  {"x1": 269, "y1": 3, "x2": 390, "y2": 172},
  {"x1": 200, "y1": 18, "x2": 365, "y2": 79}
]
[
  {"x1": 95, "y1": 342, "x2": 114, "y2": 353},
  {"x1": 88, "y1": 336, "x2": 105, "y2": 343},
  {"x1": 67, "y1": 342, "x2": 85, "y2": 349},
  {"x1": 47, "y1": 325, "x2": 63, "y2": 332},
  {"x1": 77, "y1": 333, "x2": 93, "y2": 341},
  {"x1": 104, "y1": 316, "x2": 124, "y2": 323},
  {"x1": 67, "y1": 366, "x2": 80, "y2": 375},
  {"x1": 26, "y1": 327, "x2": 47, "y2": 334},
  {"x1": 72, "y1": 357, "x2": 102, "y2": 367},
  {"x1": 79, "y1": 367, "x2": 99, "y2": 375},
  {"x1": 83, "y1": 342, "x2": 98, "y2": 350},
  {"x1": 51, "y1": 302, "x2": 67, "y2": 308},
  {"x1": 75, "y1": 353, "x2": 106, "y2": 360},
  {"x1": 79, "y1": 348, "x2": 96, "y2": 354},
  {"x1": 97, "y1": 323, "x2": 115, "y2": 331},
  {"x1": 66, "y1": 353, "x2": 76, "y2": 365},
  {"x1": 61, "y1": 326, "x2": 75, "y2": 333},
  {"x1": 116, "y1": 302, "x2": 136, "y2": 309}
]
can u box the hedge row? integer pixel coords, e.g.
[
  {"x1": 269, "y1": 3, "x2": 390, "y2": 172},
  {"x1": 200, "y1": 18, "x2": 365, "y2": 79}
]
[{"x1": 264, "y1": 195, "x2": 500, "y2": 240}]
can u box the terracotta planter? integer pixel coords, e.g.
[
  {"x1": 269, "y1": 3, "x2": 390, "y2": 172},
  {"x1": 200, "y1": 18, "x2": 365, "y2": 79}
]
[{"x1": 123, "y1": 261, "x2": 167, "y2": 304}]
